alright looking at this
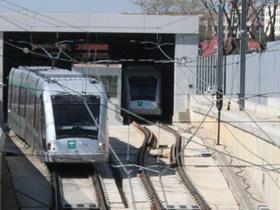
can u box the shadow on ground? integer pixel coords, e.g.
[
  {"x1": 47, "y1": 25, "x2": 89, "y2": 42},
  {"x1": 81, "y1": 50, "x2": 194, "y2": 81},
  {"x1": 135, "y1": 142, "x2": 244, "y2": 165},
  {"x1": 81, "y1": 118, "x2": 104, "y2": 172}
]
[{"x1": 1, "y1": 129, "x2": 52, "y2": 210}]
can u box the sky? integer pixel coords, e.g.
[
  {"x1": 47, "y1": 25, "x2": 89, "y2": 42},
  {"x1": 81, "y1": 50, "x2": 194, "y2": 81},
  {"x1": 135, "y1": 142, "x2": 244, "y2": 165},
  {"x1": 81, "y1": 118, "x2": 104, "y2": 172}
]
[{"x1": 0, "y1": 0, "x2": 142, "y2": 14}]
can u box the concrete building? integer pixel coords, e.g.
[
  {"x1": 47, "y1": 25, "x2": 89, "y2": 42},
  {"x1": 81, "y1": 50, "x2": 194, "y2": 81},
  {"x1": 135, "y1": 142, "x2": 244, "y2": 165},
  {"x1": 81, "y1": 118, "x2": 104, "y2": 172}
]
[{"x1": 0, "y1": 13, "x2": 199, "y2": 124}]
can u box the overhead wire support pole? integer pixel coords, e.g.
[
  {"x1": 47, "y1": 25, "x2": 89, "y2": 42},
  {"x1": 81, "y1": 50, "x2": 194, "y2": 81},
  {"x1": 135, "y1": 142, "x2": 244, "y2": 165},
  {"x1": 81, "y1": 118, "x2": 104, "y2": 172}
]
[
  {"x1": 239, "y1": 0, "x2": 248, "y2": 110},
  {"x1": 216, "y1": 3, "x2": 224, "y2": 145}
]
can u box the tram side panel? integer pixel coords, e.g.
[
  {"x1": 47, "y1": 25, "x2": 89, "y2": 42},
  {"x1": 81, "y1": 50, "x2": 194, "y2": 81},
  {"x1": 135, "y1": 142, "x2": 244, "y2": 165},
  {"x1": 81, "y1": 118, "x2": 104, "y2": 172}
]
[{"x1": 8, "y1": 67, "x2": 109, "y2": 163}]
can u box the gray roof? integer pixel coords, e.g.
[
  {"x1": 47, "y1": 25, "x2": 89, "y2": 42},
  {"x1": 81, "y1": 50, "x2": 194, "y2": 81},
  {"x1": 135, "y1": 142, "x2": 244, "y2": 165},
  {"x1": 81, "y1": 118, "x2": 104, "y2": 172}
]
[{"x1": 0, "y1": 13, "x2": 198, "y2": 34}]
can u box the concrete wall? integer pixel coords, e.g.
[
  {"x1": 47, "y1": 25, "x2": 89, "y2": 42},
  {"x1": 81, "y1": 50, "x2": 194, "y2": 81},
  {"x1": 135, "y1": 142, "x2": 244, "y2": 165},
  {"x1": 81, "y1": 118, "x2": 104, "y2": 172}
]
[
  {"x1": 173, "y1": 34, "x2": 198, "y2": 122},
  {"x1": 224, "y1": 50, "x2": 280, "y2": 105},
  {"x1": 190, "y1": 97, "x2": 280, "y2": 210}
]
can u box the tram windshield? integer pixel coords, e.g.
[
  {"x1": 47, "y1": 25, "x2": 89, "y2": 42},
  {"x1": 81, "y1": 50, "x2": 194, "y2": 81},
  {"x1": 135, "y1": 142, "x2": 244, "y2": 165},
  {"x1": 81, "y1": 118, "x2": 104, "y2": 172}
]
[
  {"x1": 129, "y1": 76, "x2": 157, "y2": 101},
  {"x1": 52, "y1": 95, "x2": 100, "y2": 139}
]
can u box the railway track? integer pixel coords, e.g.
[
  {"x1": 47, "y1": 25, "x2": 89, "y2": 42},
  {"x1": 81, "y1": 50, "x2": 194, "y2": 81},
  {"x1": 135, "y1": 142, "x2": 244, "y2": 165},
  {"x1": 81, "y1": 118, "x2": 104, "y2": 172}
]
[
  {"x1": 7, "y1": 129, "x2": 125, "y2": 210},
  {"x1": 134, "y1": 122, "x2": 211, "y2": 210},
  {"x1": 161, "y1": 125, "x2": 211, "y2": 210},
  {"x1": 135, "y1": 123, "x2": 163, "y2": 210},
  {"x1": 50, "y1": 164, "x2": 109, "y2": 210}
]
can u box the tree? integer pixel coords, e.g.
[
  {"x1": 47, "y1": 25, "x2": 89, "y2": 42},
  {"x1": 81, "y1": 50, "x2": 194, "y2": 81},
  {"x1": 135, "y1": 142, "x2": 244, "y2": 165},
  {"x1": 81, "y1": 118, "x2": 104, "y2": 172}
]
[
  {"x1": 133, "y1": 0, "x2": 205, "y2": 15},
  {"x1": 201, "y1": 0, "x2": 279, "y2": 54},
  {"x1": 134, "y1": 0, "x2": 279, "y2": 54}
]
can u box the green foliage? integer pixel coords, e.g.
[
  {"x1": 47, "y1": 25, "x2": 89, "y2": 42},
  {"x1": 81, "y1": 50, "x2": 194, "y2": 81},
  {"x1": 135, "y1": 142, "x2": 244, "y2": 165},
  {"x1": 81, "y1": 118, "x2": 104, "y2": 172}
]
[{"x1": 133, "y1": 0, "x2": 204, "y2": 15}]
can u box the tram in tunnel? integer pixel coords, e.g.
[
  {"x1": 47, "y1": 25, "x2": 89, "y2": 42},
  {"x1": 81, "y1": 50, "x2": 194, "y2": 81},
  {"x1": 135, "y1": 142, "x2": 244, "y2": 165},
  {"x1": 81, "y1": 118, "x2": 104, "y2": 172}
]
[
  {"x1": 3, "y1": 32, "x2": 175, "y2": 123},
  {"x1": 123, "y1": 66, "x2": 162, "y2": 118}
]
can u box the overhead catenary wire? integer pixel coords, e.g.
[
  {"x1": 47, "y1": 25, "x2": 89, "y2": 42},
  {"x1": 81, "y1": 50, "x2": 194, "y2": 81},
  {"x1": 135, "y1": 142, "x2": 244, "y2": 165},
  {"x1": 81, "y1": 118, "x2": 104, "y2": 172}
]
[
  {"x1": 0, "y1": 0, "x2": 280, "y2": 197},
  {"x1": 1, "y1": 0, "x2": 280, "y2": 71},
  {"x1": 11, "y1": 64, "x2": 138, "y2": 210},
  {"x1": 151, "y1": 41, "x2": 280, "y2": 173},
  {"x1": 1, "y1": 16, "x2": 279, "y2": 105},
  {"x1": 189, "y1": 98, "x2": 280, "y2": 189},
  {"x1": 0, "y1": 2, "x2": 278, "y2": 210},
  {"x1": 4, "y1": 42, "x2": 280, "y2": 166},
  {"x1": 4, "y1": 36, "x2": 280, "y2": 152},
  {"x1": 6, "y1": 59, "x2": 280, "y2": 178},
  {"x1": 150, "y1": 39, "x2": 280, "y2": 185}
]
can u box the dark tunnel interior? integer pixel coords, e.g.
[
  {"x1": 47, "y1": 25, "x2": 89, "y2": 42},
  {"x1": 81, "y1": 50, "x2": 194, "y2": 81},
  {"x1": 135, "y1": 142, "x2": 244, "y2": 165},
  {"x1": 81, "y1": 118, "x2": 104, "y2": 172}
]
[{"x1": 3, "y1": 32, "x2": 175, "y2": 123}]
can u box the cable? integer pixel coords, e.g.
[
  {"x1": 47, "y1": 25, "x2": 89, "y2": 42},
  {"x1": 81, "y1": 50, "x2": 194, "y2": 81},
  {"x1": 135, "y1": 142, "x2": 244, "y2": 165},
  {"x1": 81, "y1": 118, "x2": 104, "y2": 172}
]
[
  {"x1": 1, "y1": 14, "x2": 277, "y2": 104},
  {"x1": 2, "y1": 0, "x2": 280, "y2": 73},
  {"x1": 3, "y1": 62, "x2": 280, "y2": 210},
  {"x1": 11, "y1": 64, "x2": 139, "y2": 209},
  {"x1": 1, "y1": 0, "x2": 278, "y2": 207},
  {"x1": 182, "y1": 135, "x2": 280, "y2": 173},
  {"x1": 3, "y1": 48, "x2": 280, "y2": 151},
  {"x1": 0, "y1": 3, "x2": 59, "y2": 28},
  {"x1": 190, "y1": 105, "x2": 280, "y2": 188},
  {"x1": 0, "y1": 14, "x2": 28, "y2": 31},
  {"x1": 243, "y1": 109, "x2": 277, "y2": 145},
  {"x1": 2, "y1": 0, "x2": 280, "y2": 183},
  {"x1": 3, "y1": 53, "x2": 280, "y2": 130},
  {"x1": 4, "y1": 41, "x2": 76, "y2": 63},
  {"x1": 7, "y1": 64, "x2": 261, "y2": 170},
  {"x1": 0, "y1": 0, "x2": 88, "y2": 32}
]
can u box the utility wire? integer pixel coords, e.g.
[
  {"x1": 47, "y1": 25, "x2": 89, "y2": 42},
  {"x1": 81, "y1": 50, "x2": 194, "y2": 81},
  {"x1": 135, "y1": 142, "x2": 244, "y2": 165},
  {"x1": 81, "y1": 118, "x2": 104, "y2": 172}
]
[
  {"x1": 2, "y1": 0, "x2": 280, "y2": 71},
  {"x1": 7, "y1": 59, "x2": 280, "y2": 175},
  {"x1": 2, "y1": 0, "x2": 280, "y2": 186},
  {"x1": 4, "y1": 41, "x2": 280, "y2": 161},
  {"x1": 2, "y1": 0, "x2": 280, "y2": 205}
]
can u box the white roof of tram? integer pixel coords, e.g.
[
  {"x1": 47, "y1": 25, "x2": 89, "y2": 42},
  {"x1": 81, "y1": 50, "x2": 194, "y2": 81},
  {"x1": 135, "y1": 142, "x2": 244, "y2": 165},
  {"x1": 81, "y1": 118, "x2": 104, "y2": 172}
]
[{"x1": 0, "y1": 13, "x2": 198, "y2": 34}]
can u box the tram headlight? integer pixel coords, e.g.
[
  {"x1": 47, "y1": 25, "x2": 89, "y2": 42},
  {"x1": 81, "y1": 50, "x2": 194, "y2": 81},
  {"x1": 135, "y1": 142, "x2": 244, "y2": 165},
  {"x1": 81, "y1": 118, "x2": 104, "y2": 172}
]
[{"x1": 98, "y1": 142, "x2": 106, "y2": 151}]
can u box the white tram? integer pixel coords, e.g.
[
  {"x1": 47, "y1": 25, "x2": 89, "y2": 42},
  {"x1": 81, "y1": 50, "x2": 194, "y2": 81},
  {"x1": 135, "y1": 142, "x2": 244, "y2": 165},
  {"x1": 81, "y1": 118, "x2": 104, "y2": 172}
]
[
  {"x1": 8, "y1": 66, "x2": 109, "y2": 163},
  {"x1": 124, "y1": 66, "x2": 162, "y2": 116}
]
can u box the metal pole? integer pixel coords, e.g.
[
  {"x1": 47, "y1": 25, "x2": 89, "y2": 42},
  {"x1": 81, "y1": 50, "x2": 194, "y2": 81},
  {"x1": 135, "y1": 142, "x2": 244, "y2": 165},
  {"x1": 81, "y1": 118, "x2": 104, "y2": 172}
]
[
  {"x1": 216, "y1": 3, "x2": 224, "y2": 145},
  {"x1": 239, "y1": 0, "x2": 247, "y2": 110}
]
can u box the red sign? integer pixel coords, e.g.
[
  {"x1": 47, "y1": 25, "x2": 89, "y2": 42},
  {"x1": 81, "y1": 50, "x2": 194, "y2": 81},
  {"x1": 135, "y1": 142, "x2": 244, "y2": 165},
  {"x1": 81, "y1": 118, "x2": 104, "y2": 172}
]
[{"x1": 75, "y1": 44, "x2": 109, "y2": 51}]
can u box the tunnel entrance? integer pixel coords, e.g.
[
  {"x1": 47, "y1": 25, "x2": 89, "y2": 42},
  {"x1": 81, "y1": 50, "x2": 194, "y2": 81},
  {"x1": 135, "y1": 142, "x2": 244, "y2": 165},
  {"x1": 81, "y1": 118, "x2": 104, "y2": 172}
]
[{"x1": 3, "y1": 32, "x2": 175, "y2": 123}]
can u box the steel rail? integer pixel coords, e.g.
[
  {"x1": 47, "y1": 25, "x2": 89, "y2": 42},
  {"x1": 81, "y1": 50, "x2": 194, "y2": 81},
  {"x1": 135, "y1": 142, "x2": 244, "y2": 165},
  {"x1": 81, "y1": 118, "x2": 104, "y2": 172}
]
[
  {"x1": 91, "y1": 168, "x2": 110, "y2": 210},
  {"x1": 51, "y1": 170, "x2": 61, "y2": 210},
  {"x1": 133, "y1": 122, "x2": 164, "y2": 210},
  {"x1": 50, "y1": 165, "x2": 109, "y2": 210},
  {"x1": 160, "y1": 124, "x2": 211, "y2": 210}
]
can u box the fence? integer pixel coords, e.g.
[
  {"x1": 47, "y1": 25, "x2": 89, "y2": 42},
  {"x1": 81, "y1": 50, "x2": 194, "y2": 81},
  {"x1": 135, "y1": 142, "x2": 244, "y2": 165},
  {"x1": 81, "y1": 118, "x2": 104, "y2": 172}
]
[{"x1": 196, "y1": 40, "x2": 280, "y2": 105}]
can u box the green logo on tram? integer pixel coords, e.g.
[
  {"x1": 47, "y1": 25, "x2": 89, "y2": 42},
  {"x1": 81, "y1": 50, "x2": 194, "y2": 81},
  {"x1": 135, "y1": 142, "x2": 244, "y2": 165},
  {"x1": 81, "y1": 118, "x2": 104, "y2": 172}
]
[
  {"x1": 137, "y1": 101, "x2": 143, "y2": 107},
  {"x1": 67, "y1": 140, "x2": 76, "y2": 149}
]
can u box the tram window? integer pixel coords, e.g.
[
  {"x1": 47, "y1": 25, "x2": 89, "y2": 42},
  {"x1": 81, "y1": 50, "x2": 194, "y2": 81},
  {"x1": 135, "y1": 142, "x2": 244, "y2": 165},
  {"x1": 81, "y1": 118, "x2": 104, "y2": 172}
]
[
  {"x1": 52, "y1": 95, "x2": 100, "y2": 139},
  {"x1": 100, "y1": 76, "x2": 118, "y2": 98},
  {"x1": 34, "y1": 79, "x2": 40, "y2": 130},
  {"x1": 8, "y1": 83, "x2": 11, "y2": 110},
  {"x1": 8, "y1": 71, "x2": 15, "y2": 110},
  {"x1": 35, "y1": 96, "x2": 41, "y2": 138},
  {"x1": 41, "y1": 101, "x2": 46, "y2": 148},
  {"x1": 18, "y1": 86, "x2": 22, "y2": 115},
  {"x1": 26, "y1": 89, "x2": 30, "y2": 124},
  {"x1": 14, "y1": 84, "x2": 19, "y2": 114},
  {"x1": 19, "y1": 73, "x2": 24, "y2": 117},
  {"x1": 22, "y1": 74, "x2": 30, "y2": 118},
  {"x1": 19, "y1": 86, "x2": 26, "y2": 117},
  {"x1": 29, "y1": 94, "x2": 35, "y2": 127},
  {"x1": 129, "y1": 76, "x2": 157, "y2": 101},
  {"x1": 10, "y1": 84, "x2": 15, "y2": 112}
]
